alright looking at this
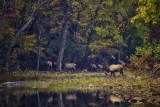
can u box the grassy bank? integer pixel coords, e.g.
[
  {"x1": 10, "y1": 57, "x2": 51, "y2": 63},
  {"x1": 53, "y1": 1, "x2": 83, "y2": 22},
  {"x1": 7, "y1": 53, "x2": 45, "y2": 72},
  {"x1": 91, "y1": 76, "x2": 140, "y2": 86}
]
[{"x1": 1, "y1": 70, "x2": 160, "y2": 93}]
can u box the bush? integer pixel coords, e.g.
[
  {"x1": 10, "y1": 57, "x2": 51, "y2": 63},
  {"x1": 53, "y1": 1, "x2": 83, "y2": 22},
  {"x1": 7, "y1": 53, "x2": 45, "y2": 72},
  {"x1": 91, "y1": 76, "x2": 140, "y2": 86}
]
[{"x1": 129, "y1": 44, "x2": 160, "y2": 71}]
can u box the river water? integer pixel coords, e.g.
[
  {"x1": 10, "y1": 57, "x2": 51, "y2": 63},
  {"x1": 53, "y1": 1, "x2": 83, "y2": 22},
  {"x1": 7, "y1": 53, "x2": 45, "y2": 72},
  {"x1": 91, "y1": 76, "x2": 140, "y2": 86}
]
[{"x1": 0, "y1": 87, "x2": 160, "y2": 107}]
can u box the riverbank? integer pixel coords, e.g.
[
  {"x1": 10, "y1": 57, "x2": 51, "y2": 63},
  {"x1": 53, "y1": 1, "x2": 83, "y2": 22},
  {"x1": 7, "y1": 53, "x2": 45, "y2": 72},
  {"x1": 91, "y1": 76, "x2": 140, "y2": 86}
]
[
  {"x1": 1, "y1": 70, "x2": 160, "y2": 104},
  {"x1": 0, "y1": 70, "x2": 160, "y2": 92}
]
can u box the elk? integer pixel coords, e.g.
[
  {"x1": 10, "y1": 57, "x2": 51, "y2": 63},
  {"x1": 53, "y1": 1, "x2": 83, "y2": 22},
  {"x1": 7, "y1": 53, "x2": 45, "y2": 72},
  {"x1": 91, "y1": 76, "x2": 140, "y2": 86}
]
[
  {"x1": 90, "y1": 64, "x2": 97, "y2": 71},
  {"x1": 47, "y1": 61, "x2": 53, "y2": 71},
  {"x1": 64, "y1": 63, "x2": 76, "y2": 72},
  {"x1": 98, "y1": 64, "x2": 103, "y2": 70},
  {"x1": 103, "y1": 64, "x2": 124, "y2": 77}
]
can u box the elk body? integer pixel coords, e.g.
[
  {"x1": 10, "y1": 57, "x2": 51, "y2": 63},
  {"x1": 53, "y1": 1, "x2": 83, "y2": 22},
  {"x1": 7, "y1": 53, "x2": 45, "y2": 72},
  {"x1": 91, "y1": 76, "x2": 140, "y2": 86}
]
[
  {"x1": 64, "y1": 63, "x2": 76, "y2": 72},
  {"x1": 47, "y1": 61, "x2": 53, "y2": 71},
  {"x1": 103, "y1": 64, "x2": 124, "y2": 77},
  {"x1": 90, "y1": 64, "x2": 97, "y2": 71},
  {"x1": 98, "y1": 64, "x2": 103, "y2": 70}
]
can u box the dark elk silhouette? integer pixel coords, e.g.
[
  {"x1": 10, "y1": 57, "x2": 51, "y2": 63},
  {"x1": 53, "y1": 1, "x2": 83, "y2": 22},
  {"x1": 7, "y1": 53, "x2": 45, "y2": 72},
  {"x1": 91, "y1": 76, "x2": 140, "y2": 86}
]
[
  {"x1": 90, "y1": 64, "x2": 97, "y2": 71},
  {"x1": 90, "y1": 64, "x2": 104, "y2": 71}
]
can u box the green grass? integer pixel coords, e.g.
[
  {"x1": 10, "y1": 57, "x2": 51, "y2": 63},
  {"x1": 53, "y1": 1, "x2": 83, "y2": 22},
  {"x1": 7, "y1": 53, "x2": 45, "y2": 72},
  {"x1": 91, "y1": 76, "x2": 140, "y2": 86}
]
[
  {"x1": 1, "y1": 70, "x2": 160, "y2": 93},
  {"x1": 1, "y1": 70, "x2": 160, "y2": 105}
]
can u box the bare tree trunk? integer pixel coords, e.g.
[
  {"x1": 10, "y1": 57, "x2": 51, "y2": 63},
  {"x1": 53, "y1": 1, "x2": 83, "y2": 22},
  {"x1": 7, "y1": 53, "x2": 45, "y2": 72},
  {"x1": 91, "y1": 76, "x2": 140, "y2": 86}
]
[
  {"x1": 57, "y1": 25, "x2": 68, "y2": 71},
  {"x1": 36, "y1": 0, "x2": 41, "y2": 73},
  {"x1": 5, "y1": 0, "x2": 51, "y2": 72},
  {"x1": 58, "y1": 92, "x2": 64, "y2": 107},
  {"x1": 36, "y1": 32, "x2": 41, "y2": 72},
  {"x1": 57, "y1": 1, "x2": 70, "y2": 71},
  {"x1": 83, "y1": 30, "x2": 94, "y2": 67},
  {"x1": 0, "y1": 0, "x2": 6, "y2": 37},
  {"x1": 118, "y1": 45, "x2": 122, "y2": 62},
  {"x1": 37, "y1": 91, "x2": 41, "y2": 107}
]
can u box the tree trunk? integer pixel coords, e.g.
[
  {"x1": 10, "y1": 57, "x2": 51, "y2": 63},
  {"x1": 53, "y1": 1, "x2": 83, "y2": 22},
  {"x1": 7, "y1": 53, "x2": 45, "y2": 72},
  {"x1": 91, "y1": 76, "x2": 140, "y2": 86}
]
[
  {"x1": 83, "y1": 30, "x2": 94, "y2": 67},
  {"x1": 0, "y1": 0, "x2": 6, "y2": 38},
  {"x1": 117, "y1": 45, "x2": 122, "y2": 62},
  {"x1": 58, "y1": 92, "x2": 64, "y2": 107},
  {"x1": 5, "y1": 0, "x2": 51, "y2": 72},
  {"x1": 37, "y1": 91, "x2": 41, "y2": 107},
  {"x1": 57, "y1": 1, "x2": 70, "y2": 71},
  {"x1": 57, "y1": 24, "x2": 68, "y2": 71},
  {"x1": 36, "y1": 0, "x2": 41, "y2": 73},
  {"x1": 36, "y1": 34, "x2": 41, "y2": 72}
]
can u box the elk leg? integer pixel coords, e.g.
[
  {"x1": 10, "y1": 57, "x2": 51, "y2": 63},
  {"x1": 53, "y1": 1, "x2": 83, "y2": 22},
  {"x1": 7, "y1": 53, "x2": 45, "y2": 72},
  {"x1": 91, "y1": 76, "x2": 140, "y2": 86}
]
[
  {"x1": 113, "y1": 72, "x2": 116, "y2": 77},
  {"x1": 110, "y1": 72, "x2": 113, "y2": 77},
  {"x1": 104, "y1": 71, "x2": 108, "y2": 76},
  {"x1": 119, "y1": 70, "x2": 124, "y2": 76}
]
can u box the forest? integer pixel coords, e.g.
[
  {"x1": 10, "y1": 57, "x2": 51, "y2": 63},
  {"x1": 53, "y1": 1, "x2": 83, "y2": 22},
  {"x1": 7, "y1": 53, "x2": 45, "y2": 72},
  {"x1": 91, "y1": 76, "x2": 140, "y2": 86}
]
[
  {"x1": 0, "y1": 0, "x2": 160, "y2": 107},
  {"x1": 0, "y1": 0, "x2": 160, "y2": 73}
]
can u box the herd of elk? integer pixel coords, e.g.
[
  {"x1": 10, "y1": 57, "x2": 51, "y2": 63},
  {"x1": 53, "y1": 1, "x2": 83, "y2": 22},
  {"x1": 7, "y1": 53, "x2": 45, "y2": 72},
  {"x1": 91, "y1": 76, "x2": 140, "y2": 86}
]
[
  {"x1": 90, "y1": 63, "x2": 124, "y2": 77},
  {"x1": 46, "y1": 61, "x2": 57, "y2": 71},
  {"x1": 46, "y1": 60, "x2": 125, "y2": 77}
]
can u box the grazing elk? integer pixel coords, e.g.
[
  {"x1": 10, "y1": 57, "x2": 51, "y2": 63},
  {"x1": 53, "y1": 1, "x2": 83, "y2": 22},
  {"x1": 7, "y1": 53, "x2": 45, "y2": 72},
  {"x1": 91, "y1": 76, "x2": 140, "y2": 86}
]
[
  {"x1": 52, "y1": 61, "x2": 57, "y2": 70},
  {"x1": 98, "y1": 64, "x2": 103, "y2": 71},
  {"x1": 46, "y1": 61, "x2": 57, "y2": 71},
  {"x1": 90, "y1": 64, "x2": 97, "y2": 71},
  {"x1": 47, "y1": 61, "x2": 53, "y2": 71},
  {"x1": 103, "y1": 64, "x2": 124, "y2": 77},
  {"x1": 64, "y1": 63, "x2": 76, "y2": 72}
]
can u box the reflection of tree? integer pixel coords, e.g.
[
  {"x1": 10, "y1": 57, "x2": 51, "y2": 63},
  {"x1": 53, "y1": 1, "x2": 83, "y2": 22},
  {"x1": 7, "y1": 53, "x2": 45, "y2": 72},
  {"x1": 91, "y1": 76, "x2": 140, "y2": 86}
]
[
  {"x1": 37, "y1": 91, "x2": 41, "y2": 107},
  {"x1": 74, "y1": 92, "x2": 92, "y2": 107},
  {"x1": 65, "y1": 93, "x2": 77, "y2": 107},
  {"x1": 0, "y1": 90, "x2": 133, "y2": 107},
  {"x1": 0, "y1": 91, "x2": 21, "y2": 107},
  {"x1": 58, "y1": 92, "x2": 64, "y2": 107},
  {"x1": 73, "y1": 96, "x2": 87, "y2": 107},
  {"x1": 95, "y1": 90, "x2": 109, "y2": 107}
]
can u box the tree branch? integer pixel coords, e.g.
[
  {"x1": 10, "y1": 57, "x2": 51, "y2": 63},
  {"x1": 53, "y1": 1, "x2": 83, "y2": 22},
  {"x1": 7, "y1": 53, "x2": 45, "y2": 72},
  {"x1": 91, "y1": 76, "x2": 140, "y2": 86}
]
[{"x1": 5, "y1": 0, "x2": 51, "y2": 72}]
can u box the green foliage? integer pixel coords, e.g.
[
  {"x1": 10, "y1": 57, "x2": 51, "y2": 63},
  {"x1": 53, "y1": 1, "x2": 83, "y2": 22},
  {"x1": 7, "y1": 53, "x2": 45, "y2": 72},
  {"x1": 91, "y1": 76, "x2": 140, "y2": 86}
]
[
  {"x1": 133, "y1": 22, "x2": 149, "y2": 40},
  {"x1": 89, "y1": 39, "x2": 112, "y2": 50},
  {"x1": 131, "y1": 0, "x2": 160, "y2": 24},
  {"x1": 129, "y1": 43, "x2": 160, "y2": 70},
  {"x1": 0, "y1": 0, "x2": 159, "y2": 72}
]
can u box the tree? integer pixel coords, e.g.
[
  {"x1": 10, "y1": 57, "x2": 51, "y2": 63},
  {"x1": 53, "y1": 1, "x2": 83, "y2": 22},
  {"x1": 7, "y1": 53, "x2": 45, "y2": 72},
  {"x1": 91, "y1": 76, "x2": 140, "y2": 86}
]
[
  {"x1": 87, "y1": 0, "x2": 135, "y2": 63},
  {"x1": 129, "y1": 0, "x2": 160, "y2": 70},
  {"x1": 57, "y1": 0, "x2": 71, "y2": 71},
  {"x1": 5, "y1": 0, "x2": 51, "y2": 72}
]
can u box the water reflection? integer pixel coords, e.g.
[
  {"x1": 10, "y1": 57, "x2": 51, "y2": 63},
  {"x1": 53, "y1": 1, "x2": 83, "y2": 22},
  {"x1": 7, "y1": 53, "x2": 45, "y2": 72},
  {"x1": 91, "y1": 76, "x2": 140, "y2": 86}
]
[{"x1": 0, "y1": 88, "x2": 159, "y2": 107}]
